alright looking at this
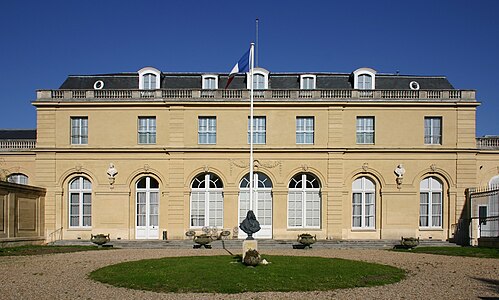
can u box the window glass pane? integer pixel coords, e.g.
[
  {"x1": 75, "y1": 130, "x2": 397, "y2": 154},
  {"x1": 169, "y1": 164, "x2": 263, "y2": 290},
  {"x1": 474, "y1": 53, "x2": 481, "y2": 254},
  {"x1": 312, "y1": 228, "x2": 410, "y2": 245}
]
[
  {"x1": 296, "y1": 117, "x2": 314, "y2": 144},
  {"x1": 248, "y1": 117, "x2": 266, "y2": 144},
  {"x1": 199, "y1": 117, "x2": 216, "y2": 144},
  {"x1": 149, "y1": 177, "x2": 159, "y2": 189},
  {"x1": 358, "y1": 74, "x2": 372, "y2": 89},
  {"x1": 253, "y1": 74, "x2": 265, "y2": 89},
  {"x1": 424, "y1": 117, "x2": 442, "y2": 145},
  {"x1": 138, "y1": 117, "x2": 156, "y2": 144}
]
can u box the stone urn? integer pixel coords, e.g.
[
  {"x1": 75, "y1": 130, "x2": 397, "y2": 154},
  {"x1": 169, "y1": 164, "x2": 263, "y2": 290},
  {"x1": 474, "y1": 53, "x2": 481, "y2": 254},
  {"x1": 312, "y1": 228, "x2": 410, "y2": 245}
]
[
  {"x1": 400, "y1": 237, "x2": 419, "y2": 249},
  {"x1": 193, "y1": 234, "x2": 213, "y2": 248},
  {"x1": 91, "y1": 234, "x2": 110, "y2": 246},
  {"x1": 297, "y1": 233, "x2": 317, "y2": 248}
]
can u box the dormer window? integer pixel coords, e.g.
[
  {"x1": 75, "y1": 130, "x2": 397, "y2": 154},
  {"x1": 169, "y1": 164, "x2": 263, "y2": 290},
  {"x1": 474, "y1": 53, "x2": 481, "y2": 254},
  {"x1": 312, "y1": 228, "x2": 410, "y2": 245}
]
[
  {"x1": 247, "y1": 67, "x2": 269, "y2": 89},
  {"x1": 202, "y1": 75, "x2": 218, "y2": 89},
  {"x1": 353, "y1": 68, "x2": 377, "y2": 90},
  {"x1": 143, "y1": 74, "x2": 157, "y2": 90},
  {"x1": 358, "y1": 74, "x2": 372, "y2": 89},
  {"x1": 138, "y1": 67, "x2": 161, "y2": 90},
  {"x1": 300, "y1": 75, "x2": 316, "y2": 89}
]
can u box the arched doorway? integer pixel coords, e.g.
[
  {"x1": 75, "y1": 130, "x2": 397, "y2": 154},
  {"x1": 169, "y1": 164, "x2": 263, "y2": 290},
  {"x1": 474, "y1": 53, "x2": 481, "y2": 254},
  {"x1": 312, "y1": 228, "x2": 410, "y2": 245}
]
[{"x1": 135, "y1": 176, "x2": 159, "y2": 239}]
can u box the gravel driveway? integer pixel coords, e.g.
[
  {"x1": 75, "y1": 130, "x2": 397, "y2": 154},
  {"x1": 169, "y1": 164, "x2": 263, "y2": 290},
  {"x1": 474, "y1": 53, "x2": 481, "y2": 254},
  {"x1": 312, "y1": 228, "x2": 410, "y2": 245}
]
[{"x1": 0, "y1": 248, "x2": 497, "y2": 299}]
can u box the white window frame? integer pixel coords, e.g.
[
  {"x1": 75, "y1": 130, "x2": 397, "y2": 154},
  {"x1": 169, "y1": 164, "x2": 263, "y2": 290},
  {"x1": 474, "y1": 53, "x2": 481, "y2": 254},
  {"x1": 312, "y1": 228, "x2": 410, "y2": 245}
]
[
  {"x1": 353, "y1": 67, "x2": 376, "y2": 89},
  {"x1": 356, "y1": 116, "x2": 374, "y2": 144},
  {"x1": 288, "y1": 173, "x2": 321, "y2": 229},
  {"x1": 190, "y1": 173, "x2": 224, "y2": 228},
  {"x1": 198, "y1": 117, "x2": 216, "y2": 144},
  {"x1": 69, "y1": 176, "x2": 92, "y2": 228},
  {"x1": 138, "y1": 117, "x2": 156, "y2": 144},
  {"x1": 71, "y1": 117, "x2": 88, "y2": 145},
  {"x1": 300, "y1": 74, "x2": 316, "y2": 89},
  {"x1": 138, "y1": 67, "x2": 161, "y2": 90},
  {"x1": 296, "y1": 117, "x2": 314, "y2": 144},
  {"x1": 246, "y1": 67, "x2": 269, "y2": 89},
  {"x1": 238, "y1": 172, "x2": 273, "y2": 232},
  {"x1": 424, "y1": 117, "x2": 442, "y2": 145},
  {"x1": 7, "y1": 173, "x2": 28, "y2": 185},
  {"x1": 248, "y1": 116, "x2": 266, "y2": 144},
  {"x1": 352, "y1": 177, "x2": 376, "y2": 229},
  {"x1": 136, "y1": 176, "x2": 159, "y2": 231},
  {"x1": 419, "y1": 177, "x2": 443, "y2": 228},
  {"x1": 202, "y1": 75, "x2": 218, "y2": 89}
]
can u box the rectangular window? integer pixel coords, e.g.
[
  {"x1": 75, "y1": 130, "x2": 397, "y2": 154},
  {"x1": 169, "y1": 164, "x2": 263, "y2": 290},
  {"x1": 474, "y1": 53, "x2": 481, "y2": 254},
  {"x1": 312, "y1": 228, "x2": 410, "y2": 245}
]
[
  {"x1": 424, "y1": 117, "x2": 442, "y2": 145},
  {"x1": 420, "y1": 192, "x2": 442, "y2": 228},
  {"x1": 248, "y1": 116, "x2": 266, "y2": 144},
  {"x1": 301, "y1": 77, "x2": 315, "y2": 89},
  {"x1": 203, "y1": 77, "x2": 216, "y2": 89},
  {"x1": 296, "y1": 117, "x2": 314, "y2": 144},
  {"x1": 352, "y1": 192, "x2": 375, "y2": 229},
  {"x1": 138, "y1": 117, "x2": 156, "y2": 144},
  {"x1": 356, "y1": 117, "x2": 374, "y2": 144},
  {"x1": 71, "y1": 117, "x2": 88, "y2": 145},
  {"x1": 198, "y1": 117, "x2": 216, "y2": 144}
]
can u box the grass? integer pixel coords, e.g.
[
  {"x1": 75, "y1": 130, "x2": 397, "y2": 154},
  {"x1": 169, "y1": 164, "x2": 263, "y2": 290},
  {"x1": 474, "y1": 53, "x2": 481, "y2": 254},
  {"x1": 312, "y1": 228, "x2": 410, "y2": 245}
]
[
  {"x1": 89, "y1": 255, "x2": 405, "y2": 294},
  {"x1": 392, "y1": 246, "x2": 499, "y2": 258},
  {"x1": 0, "y1": 245, "x2": 110, "y2": 256}
]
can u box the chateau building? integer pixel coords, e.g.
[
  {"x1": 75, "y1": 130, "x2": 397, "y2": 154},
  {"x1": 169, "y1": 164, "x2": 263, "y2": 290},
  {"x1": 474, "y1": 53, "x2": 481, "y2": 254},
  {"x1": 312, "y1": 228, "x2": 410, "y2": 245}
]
[{"x1": 1, "y1": 66, "x2": 498, "y2": 243}]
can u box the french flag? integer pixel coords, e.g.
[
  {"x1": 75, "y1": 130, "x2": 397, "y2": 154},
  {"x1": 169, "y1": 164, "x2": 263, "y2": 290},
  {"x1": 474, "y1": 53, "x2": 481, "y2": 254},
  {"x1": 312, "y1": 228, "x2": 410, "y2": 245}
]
[{"x1": 225, "y1": 48, "x2": 250, "y2": 88}]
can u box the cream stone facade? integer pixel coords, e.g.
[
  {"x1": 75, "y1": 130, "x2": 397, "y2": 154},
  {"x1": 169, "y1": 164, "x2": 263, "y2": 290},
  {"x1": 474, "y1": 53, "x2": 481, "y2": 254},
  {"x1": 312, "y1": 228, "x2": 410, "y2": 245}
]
[{"x1": 1, "y1": 68, "x2": 498, "y2": 243}]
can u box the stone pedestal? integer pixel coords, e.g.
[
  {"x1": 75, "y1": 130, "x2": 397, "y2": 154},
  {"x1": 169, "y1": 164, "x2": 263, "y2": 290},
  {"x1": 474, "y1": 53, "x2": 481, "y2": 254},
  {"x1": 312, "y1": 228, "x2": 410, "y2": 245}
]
[{"x1": 242, "y1": 239, "x2": 258, "y2": 261}]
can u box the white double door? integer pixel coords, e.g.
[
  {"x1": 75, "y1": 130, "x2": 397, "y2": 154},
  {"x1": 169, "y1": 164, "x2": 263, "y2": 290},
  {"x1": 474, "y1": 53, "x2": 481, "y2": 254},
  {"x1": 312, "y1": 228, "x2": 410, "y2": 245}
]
[
  {"x1": 238, "y1": 189, "x2": 272, "y2": 239},
  {"x1": 136, "y1": 190, "x2": 159, "y2": 239}
]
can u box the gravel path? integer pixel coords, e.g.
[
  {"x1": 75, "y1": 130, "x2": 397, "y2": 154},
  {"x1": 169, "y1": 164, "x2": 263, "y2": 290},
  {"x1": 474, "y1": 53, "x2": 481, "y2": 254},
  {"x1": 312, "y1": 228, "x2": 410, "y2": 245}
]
[{"x1": 0, "y1": 248, "x2": 497, "y2": 299}]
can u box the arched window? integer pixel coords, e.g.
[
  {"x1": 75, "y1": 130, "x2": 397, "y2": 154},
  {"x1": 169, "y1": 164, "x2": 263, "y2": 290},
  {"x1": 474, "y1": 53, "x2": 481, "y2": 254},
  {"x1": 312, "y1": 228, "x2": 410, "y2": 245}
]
[
  {"x1": 288, "y1": 173, "x2": 321, "y2": 228},
  {"x1": 246, "y1": 68, "x2": 269, "y2": 90},
  {"x1": 69, "y1": 177, "x2": 92, "y2": 228},
  {"x1": 358, "y1": 74, "x2": 372, "y2": 90},
  {"x1": 253, "y1": 74, "x2": 265, "y2": 89},
  {"x1": 239, "y1": 172, "x2": 272, "y2": 238},
  {"x1": 7, "y1": 173, "x2": 28, "y2": 185},
  {"x1": 136, "y1": 176, "x2": 159, "y2": 239},
  {"x1": 143, "y1": 73, "x2": 157, "y2": 90},
  {"x1": 352, "y1": 177, "x2": 375, "y2": 229},
  {"x1": 353, "y1": 67, "x2": 376, "y2": 90},
  {"x1": 138, "y1": 67, "x2": 161, "y2": 90},
  {"x1": 190, "y1": 173, "x2": 223, "y2": 227},
  {"x1": 420, "y1": 177, "x2": 442, "y2": 228}
]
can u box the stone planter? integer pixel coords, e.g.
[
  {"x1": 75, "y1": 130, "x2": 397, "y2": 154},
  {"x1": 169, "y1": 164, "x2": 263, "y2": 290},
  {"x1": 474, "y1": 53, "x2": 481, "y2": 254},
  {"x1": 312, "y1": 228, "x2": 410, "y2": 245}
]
[
  {"x1": 297, "y1": 233, "x2": 317, "y2": 248},
  {"x1": 90, "y1": 234, "x2": 110, "y2": 246},
  {"x1": 400, "y1": 237, "x2": 419, "y2": 249},
  {"x1": 193, "y1": 234, "x2": 213, "y2": 249}
]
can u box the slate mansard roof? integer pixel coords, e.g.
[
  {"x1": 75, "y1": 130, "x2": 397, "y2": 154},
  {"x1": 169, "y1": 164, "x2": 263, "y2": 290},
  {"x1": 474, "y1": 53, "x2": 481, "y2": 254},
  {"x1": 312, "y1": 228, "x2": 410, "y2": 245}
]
[
  {"x1": 59, "y1": 71, "x2": 455, "y2": 90},
  {"x1": 0, "y1": 129, "x2": 36, "y2": 140}
]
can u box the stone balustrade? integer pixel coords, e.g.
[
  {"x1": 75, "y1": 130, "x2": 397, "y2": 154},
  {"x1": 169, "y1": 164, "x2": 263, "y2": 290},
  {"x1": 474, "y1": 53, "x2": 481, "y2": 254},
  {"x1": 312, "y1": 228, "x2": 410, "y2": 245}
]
[
  {"x1": 0, "y1": 139, "x2": 36, "y2": 151},
  {"x1": 476, "y1": 136, "x2": 499, "y2": 149},
  {"x1": 37, "y1": 89, "x2": 476, "y2": 102}
]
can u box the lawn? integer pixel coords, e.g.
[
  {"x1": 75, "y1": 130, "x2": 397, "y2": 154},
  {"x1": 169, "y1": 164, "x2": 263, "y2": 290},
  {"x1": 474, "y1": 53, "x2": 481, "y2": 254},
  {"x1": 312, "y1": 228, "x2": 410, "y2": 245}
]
[
  {"x1": 90, "y1": 255, "x2": 405, "y2": 294},
  {"x1": 392, "y1": 246, "x2": 499, "y2": 258},
  {"x1": 0, "y1": 245, "x2": 110, "y2": 256}
]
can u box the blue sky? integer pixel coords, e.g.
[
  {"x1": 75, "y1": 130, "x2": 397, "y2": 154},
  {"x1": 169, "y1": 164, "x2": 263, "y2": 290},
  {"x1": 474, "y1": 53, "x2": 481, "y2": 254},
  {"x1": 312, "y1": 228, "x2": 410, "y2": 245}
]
[{"x1": 0, "y1": 0, "x2": 498, "y2": 136}]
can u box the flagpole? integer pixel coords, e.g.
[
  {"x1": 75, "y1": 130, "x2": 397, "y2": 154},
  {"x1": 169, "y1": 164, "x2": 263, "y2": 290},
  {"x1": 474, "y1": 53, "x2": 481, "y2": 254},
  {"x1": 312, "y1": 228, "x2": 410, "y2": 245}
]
[{"x1": 249, "y1": 42, "x2": 255, "y2": 212}]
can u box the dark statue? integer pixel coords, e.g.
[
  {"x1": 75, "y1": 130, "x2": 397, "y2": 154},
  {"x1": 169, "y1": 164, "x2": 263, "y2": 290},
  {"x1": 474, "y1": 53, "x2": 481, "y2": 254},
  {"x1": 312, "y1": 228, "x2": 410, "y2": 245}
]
[{"x1": 239, "y1": 210, "x2": 261, "y2": 240}]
